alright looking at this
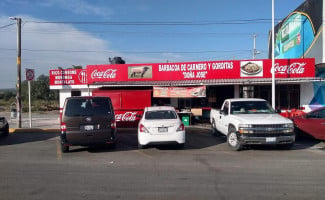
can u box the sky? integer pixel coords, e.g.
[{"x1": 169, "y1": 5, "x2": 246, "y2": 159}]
[{"x1": 0, "y1": 0, "x2": 305, "y2": 89}]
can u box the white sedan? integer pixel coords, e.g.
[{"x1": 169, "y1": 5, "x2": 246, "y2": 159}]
[{"x1": 138, "y1": 106, "x2": 185, "y2": 148}]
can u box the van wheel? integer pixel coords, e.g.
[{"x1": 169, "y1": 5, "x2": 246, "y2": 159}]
[
  {"x1": 178, "y1": 143, "x2": 185, "y2": 149},
  {"x1": 61, "y1": 144, "x2": 69, "y2": 153},
  {"x1": 108, "y1": 142, "x2": 116, "y2": 149},
  {"x1": 227, "y1": 128, "x2": 242, "y2": 151}
]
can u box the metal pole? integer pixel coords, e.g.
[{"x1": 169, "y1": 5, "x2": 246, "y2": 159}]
[
  {"x1": 271, "y1": 0, "x2": 276, "y2": 109},
  {"x1": 28, "y1": 81, "x2": 32, "y2": 128},
  {"x1": 253, "y1": 34, "x2": 256, "y2": 59}
]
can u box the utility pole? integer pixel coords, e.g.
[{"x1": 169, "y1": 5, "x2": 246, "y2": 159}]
[
  {"x1": 10, "y1": 17, "x2": 22, "y2": 128},
  {"x1": 252, "y1": 34, "x2": 260, "y2": 59}
]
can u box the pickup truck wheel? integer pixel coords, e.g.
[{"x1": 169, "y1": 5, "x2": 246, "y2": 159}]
[{"x1": 227, "y1": 130, "x2": 242, "y2": 151}]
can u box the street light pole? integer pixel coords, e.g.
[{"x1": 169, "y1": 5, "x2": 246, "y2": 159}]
[
  {"x1": 252, "y1": 34, "x2": 260, "y2": 59},
  {"x1": 10, "y1": 17, "x2": 22, "y2": 128},
  {"x1": 271, "y1": 0, "x2": 276, "y2": 109}
]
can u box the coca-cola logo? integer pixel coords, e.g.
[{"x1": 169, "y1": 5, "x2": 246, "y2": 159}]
[
  {"x1": 274, "y1": 62, "x2": 305, "y2": 74},
  {"x1": 91, "y1": 69, "x2": 117, "y2": 79},
  {"x1": 115, "y1": 112, "x2": 137, "y2": 122}
]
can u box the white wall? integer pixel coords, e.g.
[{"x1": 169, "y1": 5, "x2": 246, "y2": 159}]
[
  {"x1": 59, "y1": 89, "x2": 92, "y2": 109},
  {"x1": 300, "y1": 83, "x2": 314, "y2": 111}
]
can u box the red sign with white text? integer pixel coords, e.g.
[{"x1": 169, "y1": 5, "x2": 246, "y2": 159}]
[
  {"x1": 49, "y1": 58, "x2": 315, "y2": 86},
  {"x1": 49, "y1": 69, "x2": 87, "y2": 85}
]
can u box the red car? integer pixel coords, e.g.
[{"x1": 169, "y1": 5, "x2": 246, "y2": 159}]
[{"x1": 293, "y1": 107, "x2": 325, "y2": 140}]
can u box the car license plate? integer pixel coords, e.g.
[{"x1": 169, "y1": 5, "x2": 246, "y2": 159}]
[
  {"x1": 83, "y1": 125, "x2": 94, "y2": 131},
  {"x1": 158, "y1": 127, "x2": 168, "y2": 132},
  {"x1": 266, "y1": 137, "x2": 276, "y2": 143}
]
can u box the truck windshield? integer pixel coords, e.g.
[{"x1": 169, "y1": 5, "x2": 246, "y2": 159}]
[{"x1": 231, "y1": 101, "x2": 275, "y2": 114}]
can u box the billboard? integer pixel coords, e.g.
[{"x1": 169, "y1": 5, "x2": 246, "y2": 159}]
[
  {"x1": 269, "y1": 0, "x2": 323, "y2": 62},
  {"x1": 86, "y1": 58, "x2": 315, "y2": 85},
  {"x1": 49, "y1": 58, "x2": 315, "y2": 86}
]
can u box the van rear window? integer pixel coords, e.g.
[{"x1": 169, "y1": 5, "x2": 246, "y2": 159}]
[{"x1": 65, "y1": 98, "x2": 112, "y2": 117}]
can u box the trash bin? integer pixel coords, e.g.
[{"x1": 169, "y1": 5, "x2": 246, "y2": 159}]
[
  {"x1": 182, "y1": 115, "x2": 190, "y2": 126},
  {"x1": 11, "y1": 108, "x2": 17, "y2": 118}
]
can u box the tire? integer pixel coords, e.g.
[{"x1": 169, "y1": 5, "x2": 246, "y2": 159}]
[
  {"x1": 61, "y1": 143, "x2": 69, "y2": 153},
  {"x1": 109, "y1": 142, "x2": 116, "y2": 149},
  {"x1": 105, "y1": 142, "x2": 116, "y2": 150},
  {"x1": 2, "y1": 126, "x2": 9, "y2": 137},
  {"x1": 178, "y1": 143, "x2": 185, "y2": 149},
  {"x1": 138, "y1": 143, "x2": 147, "y2": 149},
  {"x1": 227, "y1": 127, "x2": 243, "y2": 151}
]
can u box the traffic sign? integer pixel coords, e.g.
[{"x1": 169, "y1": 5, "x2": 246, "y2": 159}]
[{"x1": 26, "y1": 68, "x2": 35, "y2": 81}]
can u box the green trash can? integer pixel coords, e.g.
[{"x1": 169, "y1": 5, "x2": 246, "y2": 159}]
[{"x1": 182, "y1": 115, "x2": 190, "y2": 126}]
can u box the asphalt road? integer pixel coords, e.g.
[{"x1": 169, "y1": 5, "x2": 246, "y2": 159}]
[{"x1": 0, "y1": 128, "x2": 325, "y2": 200}]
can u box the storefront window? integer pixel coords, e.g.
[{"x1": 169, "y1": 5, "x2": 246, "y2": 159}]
[
  {"x1": 254, "y1": 84, "x2": 300, "y2": 109},
  {"x1": 240, "y1": 86, "x2": 254, "y2": 98}
]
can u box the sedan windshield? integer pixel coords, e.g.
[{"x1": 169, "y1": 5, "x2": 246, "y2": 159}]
[
  {"x1": 145, "y1": 110, "x2": 178, "y2": 120},
  {"x1": 231, "y1": 101, "x2": 275, "y2": 114}
]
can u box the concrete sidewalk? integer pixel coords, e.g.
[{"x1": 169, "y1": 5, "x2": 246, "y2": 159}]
[{"x1": 1, "y1": 111, "x2": 60, "y2": 133}]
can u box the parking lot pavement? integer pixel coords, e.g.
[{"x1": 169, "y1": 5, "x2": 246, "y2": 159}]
[
  {"x1": 1, "y1": 127, "x2": 325, "y2": 200},
  {"x1": 1, "y1": 110, "x2": 324, "y2": 151}
]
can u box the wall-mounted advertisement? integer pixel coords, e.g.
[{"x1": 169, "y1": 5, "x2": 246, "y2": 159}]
[
  {"x1": 275, "y1": 13, "x2": 314, "y2": 58},
  {"x1": 49, "y1": 69, "x2": 87, "y2": 85},
  {"x1": 269, "y1": 0, "x2": 322, "y2": 60},
  {"x1": 153, "y1": 86, "x2": 206, "y2": 98}
]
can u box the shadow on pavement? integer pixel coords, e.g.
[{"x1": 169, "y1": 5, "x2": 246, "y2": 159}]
[
  {"x1": 0, "y1": 132, "x2": 58, "y2": 146},
  {"x1": 228, "y1": 134, "x2": 323, "y2": 151},
  {"x1": 84, "y1": 127, "x2": 223, "y2": 153}
]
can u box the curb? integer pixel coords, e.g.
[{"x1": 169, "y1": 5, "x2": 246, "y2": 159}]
[{"x1": 9, "y1": 128, "x2": 59, "y2": 133}]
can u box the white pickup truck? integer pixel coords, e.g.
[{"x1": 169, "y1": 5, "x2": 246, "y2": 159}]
[{"x1": 210, "y1": 98, "x2": 295, "y2": 151}]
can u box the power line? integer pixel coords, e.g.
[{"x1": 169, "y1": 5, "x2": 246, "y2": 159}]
[
  {"x1": 0, "y1": 23, "x2": 15, "y2": 29},
  {"x1": 0, "y1": 47, "x2": 254, "y2": 54},
  {"x1": 25, "y1": 18, "x2": 282, "y2": 26},
  {"x1": 21, "y1": 29, "x2": 268, "y2": 37}
]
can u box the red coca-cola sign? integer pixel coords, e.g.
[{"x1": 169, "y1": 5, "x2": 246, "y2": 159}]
[
  {"x1": 274, "y1": 62, "x2": 305, "y2": 74},
  {"x1": 115, "y1": 111, "x2": 138, "y2": 122},
  {"x1": 91, "y1": 69, "x2": 117, "y2": 79}
]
